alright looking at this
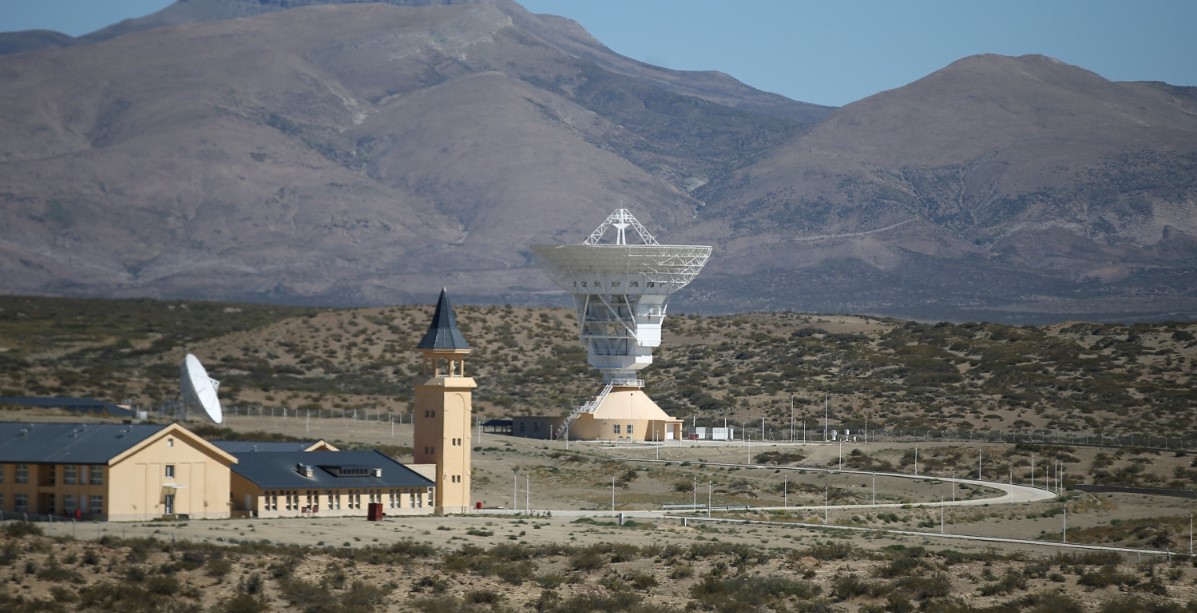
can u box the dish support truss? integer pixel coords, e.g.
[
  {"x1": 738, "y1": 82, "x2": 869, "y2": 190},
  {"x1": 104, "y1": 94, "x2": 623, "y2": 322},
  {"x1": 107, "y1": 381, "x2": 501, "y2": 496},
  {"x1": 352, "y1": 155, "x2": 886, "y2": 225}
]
[
  {"x1": 585, "y1": 208, "x2": 659, "y2": 246},
  {"x1": 533, "y1": 207, "x2": 712, "y2": 404}
]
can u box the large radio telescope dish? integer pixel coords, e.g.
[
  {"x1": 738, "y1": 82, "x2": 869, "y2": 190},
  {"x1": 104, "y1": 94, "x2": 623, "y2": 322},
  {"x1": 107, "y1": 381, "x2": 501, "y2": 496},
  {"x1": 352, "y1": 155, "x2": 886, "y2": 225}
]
[
  {"x1": 532, "y1": 208, "x2": 711, "y2": 384},
  {"x1": 180, "y1": 353, "x2": 223, "y2": 424}
]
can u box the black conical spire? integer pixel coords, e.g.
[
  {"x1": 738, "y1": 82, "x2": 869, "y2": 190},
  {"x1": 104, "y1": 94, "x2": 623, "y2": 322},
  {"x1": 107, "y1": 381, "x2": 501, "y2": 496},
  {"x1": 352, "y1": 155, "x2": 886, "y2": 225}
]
[{"x1": 417, "y1": 288, "x2": 470, "y2": 350}]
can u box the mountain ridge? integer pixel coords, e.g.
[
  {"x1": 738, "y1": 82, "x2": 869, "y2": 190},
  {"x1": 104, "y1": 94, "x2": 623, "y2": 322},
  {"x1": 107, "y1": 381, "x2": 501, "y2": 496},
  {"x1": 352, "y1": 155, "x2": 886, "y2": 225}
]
[{"x1": 0, "y1": 1, "x2": 1194, "y2": 322}]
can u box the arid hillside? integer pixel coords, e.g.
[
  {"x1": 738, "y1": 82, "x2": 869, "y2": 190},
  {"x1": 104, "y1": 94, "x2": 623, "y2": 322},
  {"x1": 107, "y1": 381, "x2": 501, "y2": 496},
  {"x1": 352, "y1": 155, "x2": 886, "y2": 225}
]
[{"x1": 2, "y1": 295, "x2": 1194, "y2": 447}]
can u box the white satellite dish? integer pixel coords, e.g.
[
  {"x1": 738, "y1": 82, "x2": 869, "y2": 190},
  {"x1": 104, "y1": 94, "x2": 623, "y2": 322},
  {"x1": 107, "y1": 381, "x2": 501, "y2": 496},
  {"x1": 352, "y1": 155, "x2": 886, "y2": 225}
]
[{"x1": 180, "y1": 354, "x2": 223, "y2": 424}]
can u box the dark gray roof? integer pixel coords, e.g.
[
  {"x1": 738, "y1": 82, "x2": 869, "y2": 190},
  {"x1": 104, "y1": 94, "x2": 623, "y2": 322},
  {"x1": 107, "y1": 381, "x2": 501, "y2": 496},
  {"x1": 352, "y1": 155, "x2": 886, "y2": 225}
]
[
  {"x1": 230, "y1": 450, "x2": 434, "y2": 490},
  {"x1": 0, "y1": 422, "x2": 167, "y2": 464},
  {"x1": 213, "y1": 440, "x2": 326, "y2": 453},
  {"x1": 0, "y1": 396, "x2": 134, "y2": 417},
  {"x1": 416, "y1": 287, "x2": 470, "y2": 350}
]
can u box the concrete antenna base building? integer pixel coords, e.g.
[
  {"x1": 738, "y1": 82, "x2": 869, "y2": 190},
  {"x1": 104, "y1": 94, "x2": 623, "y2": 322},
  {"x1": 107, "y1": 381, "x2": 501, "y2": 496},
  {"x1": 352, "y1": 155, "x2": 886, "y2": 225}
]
[{"x1": 532, "y1": 208, "x2": 710, "y2": 442}]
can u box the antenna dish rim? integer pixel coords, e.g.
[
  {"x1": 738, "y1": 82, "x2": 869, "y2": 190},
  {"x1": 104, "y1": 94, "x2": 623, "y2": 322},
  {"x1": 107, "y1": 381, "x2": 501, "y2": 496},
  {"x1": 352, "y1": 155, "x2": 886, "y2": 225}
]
[{"x1": 181, "y1": 353, "x2": 224, "y2": 424}]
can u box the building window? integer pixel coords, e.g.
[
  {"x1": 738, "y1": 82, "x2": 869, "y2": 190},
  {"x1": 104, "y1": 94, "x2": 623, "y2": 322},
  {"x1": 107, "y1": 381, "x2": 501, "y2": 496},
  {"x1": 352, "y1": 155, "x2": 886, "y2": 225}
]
[
  {"x1": 64, "y1": 495, "x2": 77, "y2": 514},
  {"x1": 627, "y1": 424, "x2": 634, "y2": 435},
  {"x1": 167, "y1": 438, "x2": 174, "y2": 447},
  {"x1": 266, "y1": 493, "x2": 278, "y2": 511},
  {"x1": 15, "y1": 494, "x2": 28, "y2": 513},
  {"x1": 0, "y1": 465, "x2": 4, "y2": 483},
  {"x1": 90, "y1": 466, "x2": 103, "y2": 485},
  {"x1": 89, "y1": 495, "x2": 103, "y2": 515},
  {"x1": 15, "y1": 464, "x2": 27, "y2": 484},
  {"x1": 64, "y1": 465, "x2": 78, "y2": 484},
  {"x1": 330, "y1": 494, "x2": 340, "y2": 510},
  {"x1": 0, "y1": 493, "x2": 4, "y2": 509},
  {"x1": 165, "y1": 465, "x2": 175, "y2": 479},
  {"x1": 613, "y1": 425, "x2": 621, "y2": 435}
]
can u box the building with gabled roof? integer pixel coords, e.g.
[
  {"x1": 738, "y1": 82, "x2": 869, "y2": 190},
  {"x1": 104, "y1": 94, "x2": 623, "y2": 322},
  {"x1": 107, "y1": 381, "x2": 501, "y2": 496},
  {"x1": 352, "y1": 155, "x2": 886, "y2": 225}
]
[
  {"x1": 213, "y1": 440, "x2": 338, "y2": 453},
  {"x1": 228, "y1": 450, "x2": 434, "y2": 518},
  {"x1": 0, "y1": 422, "x2": 236, "y2": 521}
]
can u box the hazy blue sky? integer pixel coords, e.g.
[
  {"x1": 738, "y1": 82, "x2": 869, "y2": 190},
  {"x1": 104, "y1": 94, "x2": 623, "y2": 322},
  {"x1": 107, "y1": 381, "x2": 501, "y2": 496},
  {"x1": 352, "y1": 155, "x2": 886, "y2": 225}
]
[{"x1": 4, "y1": 0, "x2": 1195, "y2": 107}]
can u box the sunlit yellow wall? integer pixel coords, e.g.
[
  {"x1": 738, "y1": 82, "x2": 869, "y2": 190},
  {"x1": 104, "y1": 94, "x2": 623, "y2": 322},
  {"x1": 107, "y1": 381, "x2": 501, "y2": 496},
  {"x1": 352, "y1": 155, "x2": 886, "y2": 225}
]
[{"x1": 107, "y1": 428, "x2": 233, "y2": 521}]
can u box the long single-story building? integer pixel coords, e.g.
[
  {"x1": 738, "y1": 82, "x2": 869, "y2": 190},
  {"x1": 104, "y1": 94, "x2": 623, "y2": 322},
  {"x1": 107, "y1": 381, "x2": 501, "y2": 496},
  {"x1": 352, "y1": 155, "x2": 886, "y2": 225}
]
[{"x1": 229, "y1": 450, "x2": 435, "y2": 518}]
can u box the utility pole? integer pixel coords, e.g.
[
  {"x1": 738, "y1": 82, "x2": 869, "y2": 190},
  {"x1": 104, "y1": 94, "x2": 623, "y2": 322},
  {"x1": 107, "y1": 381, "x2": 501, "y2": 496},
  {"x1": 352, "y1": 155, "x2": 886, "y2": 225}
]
[
  {"x1": 824, "y1": 393, "x2": 829, "y2": 442},
  {"x1": 871, "y1": 472, "x2": 876, "y2": 505},
  {"x1": 824, "y1": 485, "x2": 829, "y2": 524},
  {"x1": 526, "y1": 474, "x2": 530, "y2": 513},
  {"x1": 790, "y1": 395, "x2": 795, "y2": 442},
  {"x1": 611, "y1": 476, "x2": 615, "y2": 512},
  {"x1": 783, "y1": 475, "x2": 788, "y2": 508},
  {"x1": 940, "y1": 496, "x2": 944, "y2": 534},
  {"x1": 914, "y1": 446, "x2": 919, "y2": 476},
  {"x1": 692, "y1": 476, "x2": 697, "y2": 509},
  {"x1": 707, "y1": 481, "x2": 712, "y2": 518}
]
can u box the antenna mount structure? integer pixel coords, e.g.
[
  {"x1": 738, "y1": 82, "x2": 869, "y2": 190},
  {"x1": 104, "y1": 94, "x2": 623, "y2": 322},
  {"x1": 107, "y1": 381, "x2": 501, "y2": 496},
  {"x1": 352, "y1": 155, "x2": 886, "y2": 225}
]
[{"x1": 532, "y1": 208, "x2": 711, "y2": 386}]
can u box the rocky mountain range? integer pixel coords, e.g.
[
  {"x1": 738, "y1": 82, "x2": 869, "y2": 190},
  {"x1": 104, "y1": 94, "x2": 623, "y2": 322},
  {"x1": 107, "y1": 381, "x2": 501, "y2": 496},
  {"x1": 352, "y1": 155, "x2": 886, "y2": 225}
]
[{"x1": 1, "y1": 0, "x2": 1195, "y2": 322}]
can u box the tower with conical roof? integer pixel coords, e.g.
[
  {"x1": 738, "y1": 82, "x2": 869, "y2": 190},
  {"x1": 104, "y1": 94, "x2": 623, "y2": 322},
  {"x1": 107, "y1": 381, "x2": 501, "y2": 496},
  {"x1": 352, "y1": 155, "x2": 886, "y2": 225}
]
[{"x1": 413, "y1": 288, "x2": 475, "y2": 513}]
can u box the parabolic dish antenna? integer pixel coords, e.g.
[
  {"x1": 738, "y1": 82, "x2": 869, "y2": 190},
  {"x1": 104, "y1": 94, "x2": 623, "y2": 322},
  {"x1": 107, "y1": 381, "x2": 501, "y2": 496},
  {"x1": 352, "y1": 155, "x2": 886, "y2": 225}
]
[{"x1": 180, "y1": 353, "x2": 223, "y2": 424}]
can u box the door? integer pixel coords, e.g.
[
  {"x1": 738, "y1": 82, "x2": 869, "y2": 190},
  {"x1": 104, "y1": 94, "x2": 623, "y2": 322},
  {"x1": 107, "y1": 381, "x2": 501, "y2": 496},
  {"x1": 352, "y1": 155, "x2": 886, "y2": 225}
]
[{"x1": 164, "y1": 494, "x2": 175, "y2": 515}]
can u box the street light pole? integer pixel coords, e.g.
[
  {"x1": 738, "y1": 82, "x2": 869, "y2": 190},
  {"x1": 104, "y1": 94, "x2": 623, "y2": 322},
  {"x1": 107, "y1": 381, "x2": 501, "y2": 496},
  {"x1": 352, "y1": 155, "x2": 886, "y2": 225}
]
[
  {"x1": 824, "y1": 393, "x2": 829, "y2": 442},
  {"x1": 790, "y1": 395, "x2": 794, "y2": 442}
]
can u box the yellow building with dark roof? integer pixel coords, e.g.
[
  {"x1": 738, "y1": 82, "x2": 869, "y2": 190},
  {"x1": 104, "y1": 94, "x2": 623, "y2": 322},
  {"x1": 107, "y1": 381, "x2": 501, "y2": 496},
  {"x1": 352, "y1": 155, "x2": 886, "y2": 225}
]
[{"x1": 0, "y1": 422, "x2": 236, "y2": 521}]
